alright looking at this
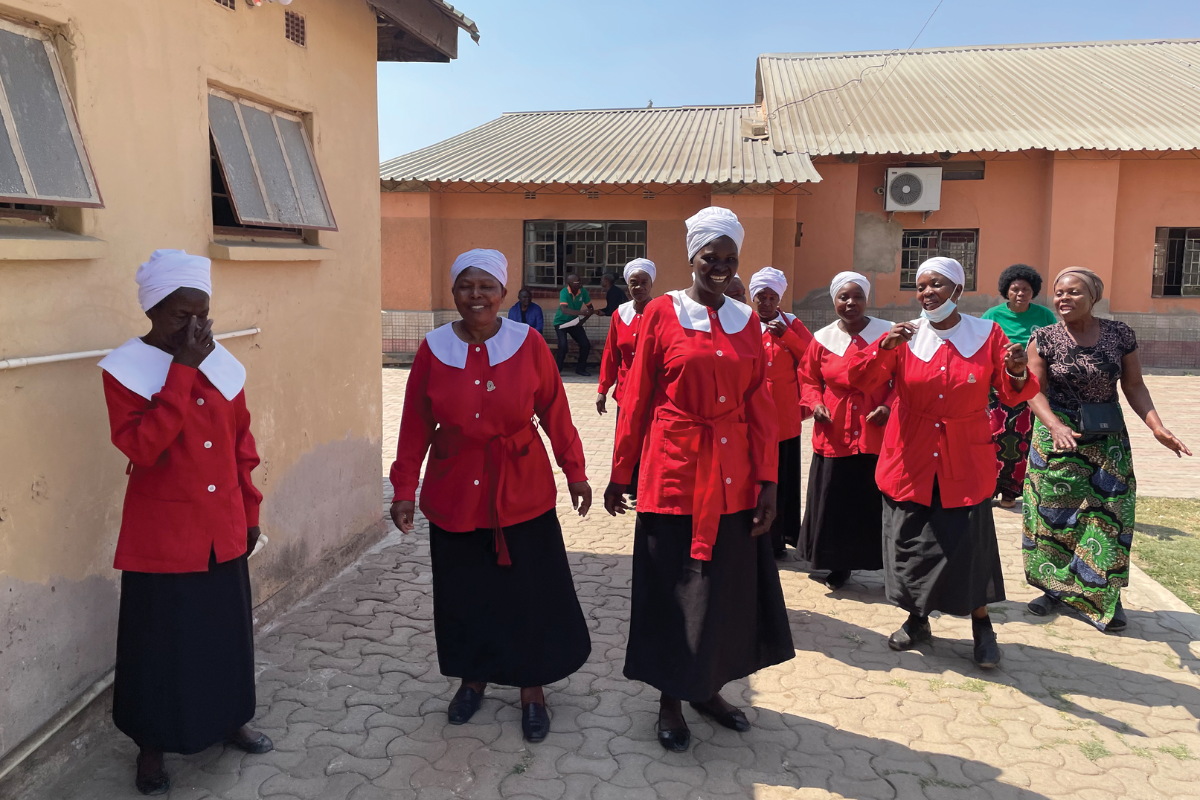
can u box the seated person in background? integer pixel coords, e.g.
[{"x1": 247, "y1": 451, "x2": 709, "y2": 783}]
[
  {"x1": 600, "y1": 272, "x2": 628, "y2": 315},
  {"x1": 554, "y1": 273, "x2": 595, "y2": 377},
  {"x1": 508, "y1": 287, "x2": 544, "y2": 333}
]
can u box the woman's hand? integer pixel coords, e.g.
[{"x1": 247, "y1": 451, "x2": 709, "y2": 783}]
[
  {"x1": 568, "y1": 481, "x2": 592, "y2": 516},
  {"x1": 1153, "y1": 427, "x2": 1193, "y2": 457},
  {"x1": 765, "y1": 319, "x2": 787, "y2": 338},
  {"x1": 811, "y1": 404, "x2": 832, "y2": 424},
  {"x1": 596, "y1": 393, "x2": 607, "y2": 415},
  {"x1": 390, "y1": 500, "x2": 415, "y2": 534},
  {"x1": 878, "y1": 321, "x2": 917, "y2": 351},
  {"x1": 751, "y1": 482, "x2": 778, "y2": 537},
  {"x1": 1004, "y1": 342, "x2": 1029, "y2": 378},
  {"x1": 866, "y1": 405, "x2": 891, "y2": 427},
  {"x1": 246, "y1": 526, "x2": 261, "y2": 554},
  {"x1": 174, "y1": 315, "x2": 215, "y2": 368},
  {"x1": 1048, "y1": 421, "x2": 1081, "y2": 452},
  {"x1": 603, "y1": 481, "x2": 629, "y2": 516}
]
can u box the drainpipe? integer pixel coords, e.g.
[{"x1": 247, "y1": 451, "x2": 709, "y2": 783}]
[{"x1": 0, "y1": 328, "x2": 261, "y2": 371}]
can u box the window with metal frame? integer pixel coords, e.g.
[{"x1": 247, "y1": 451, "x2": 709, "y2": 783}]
[
  {"x1": 207, "y1": 88, "x2": 336, "y2": 232},
  {"x1": 523, "y1": 221, "x2": 647, "y2": 288},
  {"x1": 0, "y1": 18, "x2": 102, "y2": 207},
  {"x1": 1153, "y1": 227, "x2": 1200, "y2": 297},
  {"x1": 900, "y1": 229, "x2": 978, "y2": 290}
]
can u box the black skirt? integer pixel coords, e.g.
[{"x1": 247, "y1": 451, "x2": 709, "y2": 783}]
[
  {"x1": 429, "y1": 510, "x2": 591, "y2": 687},
  {"x1": 624, "y1": 510, "x2": 795, "y2": 702},
  {"x1": 882, "y1": 483, "x2": 1005, "y2": 617},
  {"x1": 615, "y1": 405, "x2": 640, "y2": 499},
  {"x1": 113, "y1": 551, "x2": 255, "y2": 754},
  {"x1": 799, "y1": 453, "x2": 884, "y2": 571},
  {"x1": 769, "y1": 436, "x2": 803, "y2": 551}
]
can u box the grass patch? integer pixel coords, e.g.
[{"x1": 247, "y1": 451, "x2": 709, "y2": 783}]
[
  {"x1": 1157, "y1": 743, "x2": 1196, "y2": 761},
  {"x1": 509, "y1": 753, "x2": 533, "y2": 775},
  {"x1": 888, "y1": 678, "x2": 909, "y2": 689},
  {"x1": 1079, "y1": 740, "x2": 1111, "y2": 761},
  {"x1": 1131, "y1": 497, "x2": 1200, "y2": 613},
  {"x1": 928, "y1": 678, "x2": 950, "y2": 691},
  {"x1": 959, "y1": 679, "x2": 990, "y2": 694}
]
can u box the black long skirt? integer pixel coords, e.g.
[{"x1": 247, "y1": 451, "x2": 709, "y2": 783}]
[
  {"x1": 113, "y1": 551, "x2": 255, "y2": 754},
  {"x1": 799, "y1": 453, "x2": 884, "y2": 571},
  {"x1": 882, "y1": 483, "x2": 1005, "y2": 617},
  {"x1": 769, "y1": 436, "x2": 802, "y2": 552},
  {"x1": 429, "y1": 510, "x2": 591, "y2": 687},
  {"x1": 624, "y1": 510, "x2": 795, "y2": 702},
  {"x1": 615, "y1": 406, "x2": 640, "y2": 499}
]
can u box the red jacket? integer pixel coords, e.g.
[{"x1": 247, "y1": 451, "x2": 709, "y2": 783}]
[
  {"x1": 103, "y1": 364, "x2": 262, "y2": 573},
  {"x1": 847, "y1": 316, "x2": 1040, "y2": 508},
  {"x1": 760, "y1": 313, "x2": 814, "y2": 441},
  {"x1": 598, "y1": 302, "x2": 643, "y2": 405},
  {"x1": 391, "y1": 319, "x2": 587, "y2": 537},
  {"x1": 613, "y1": 292, "x2": 778, "y2": 561}
]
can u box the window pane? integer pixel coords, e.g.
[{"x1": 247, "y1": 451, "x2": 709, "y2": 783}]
[
  {"x1": 208, "y1": 94, "x2": 270, "y2": 222},
  {"x1": 0, "y1": 29, "x2": 89, "y2": 200},
  {"x1": 0, "y1": 108, "x2": 25, "y2": 195},
  {"x1": 1183, "y1": 229, "x2": 1200, "y2": 297},
  {"x1": 276, "y1": 116, "x2": 331, "y2": 228},
  {"x1": 240, "y1": 104, "x2": 302, "y2": 225}
]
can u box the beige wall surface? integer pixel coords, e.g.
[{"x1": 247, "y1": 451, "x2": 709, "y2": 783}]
[{"x1": 0, "y1": 0, "x2": 383, "y2": 758}]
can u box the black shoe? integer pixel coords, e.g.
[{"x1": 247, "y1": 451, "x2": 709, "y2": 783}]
[
  {"x1": 689, "y1": 698, "x2": 751, "y2": 732},
  {"x1": 521, "y1": 702, "x2": 550, "y2": 742},
  {"x1": 575, "y1": 368, "x2": 592, "y2": 377},
  {"x1": 888, "y1": 615, "x2": 931, "y2": 651},
  {"x1": 656, "y1": 720, "x2": 691, "y2": 752},
  {"x1": 1027, "y1": 594, "x2": 1059, "y2": 617},
  {"x1": 225, "y1": 728, "x2": 274, "y2": 754},
  {"x1": 135, "y1": 753, "x2": 170, "y2": 796},
  {"x1": 825, "y1": 569, "x2": 851, "y2": 590},
  {"x1": 1107, "y1": 601, "x2": 1127, "y2": 632},
  {"x1": 972, "y1": 616, "x2": 1001, "y2": 668},
  {"x1": 447, "y1": 684, "x2": 484, "y2": 725},
  {"x1": 773, "y1": 546, "x2": 788, "y2": 560}
]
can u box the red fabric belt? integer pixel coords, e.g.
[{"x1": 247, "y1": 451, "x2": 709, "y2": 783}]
[{"x1": 897, "y1": 402, "x2": 979, "y2": 481}]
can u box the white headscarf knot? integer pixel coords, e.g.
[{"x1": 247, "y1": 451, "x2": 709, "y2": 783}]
[
  {"x1": 451, "y1": 249, "x2": 508, "y2": 287},
  {"x1": 623, "y1": 258, "x2": 656, "y2": 284},
  {"x1": 748, "y1": 267, "x2": 787, "y2": 300},
  {"x1": 136, "y1": 249, "x2": 212, "y2": 312},
  {"x1": 829, "y1": 271, "x2": 871, "y2": 301},
  {"x1": 917, "y1": 257, "x2": 965, "y2": 288},
  {"x1": 685, "y1": 206, "x2": 745, "y2": 260}
]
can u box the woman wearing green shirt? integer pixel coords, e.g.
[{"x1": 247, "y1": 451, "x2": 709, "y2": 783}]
[{"x1": 982, "y1": 264, "x2": 1058, "y2": 508}]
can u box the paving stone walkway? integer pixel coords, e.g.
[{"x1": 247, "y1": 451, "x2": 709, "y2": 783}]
[{"x1": 37, "y1": 371, "x2": 1200, "y2": 799}]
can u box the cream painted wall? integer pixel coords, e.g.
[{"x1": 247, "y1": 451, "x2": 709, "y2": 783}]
[{"x1": 0, "y1": 0, "x2": 382, "y2": 758}]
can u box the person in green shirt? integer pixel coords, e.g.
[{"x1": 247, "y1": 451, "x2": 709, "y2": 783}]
[
  {"x1": 983, "y1": 264, "x2": 1058, "y2": 508},
  {"x1": 553, "y1": 273, "x2": 596, "y2": 376}
]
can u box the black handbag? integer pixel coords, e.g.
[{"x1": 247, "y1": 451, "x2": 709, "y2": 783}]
[{"x1": 1078, "y1": 402, "x2": 1124, "y2": 436}]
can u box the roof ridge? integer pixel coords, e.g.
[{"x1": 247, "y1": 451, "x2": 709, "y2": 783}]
[
  {"x1": 499, "y1": 104, "x2": 760, "y2": 116},
  {"x1": 759, "y1": 37, "x2": 1200, "y2": 61}
]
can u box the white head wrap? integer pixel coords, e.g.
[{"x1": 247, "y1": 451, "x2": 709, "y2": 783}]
[
  {"x1": 685, "y1": 207, "x2": 745, "y2": 260},
  {"x1": 451, "y1": 248, "x2": 508, "y2": 287},
  {"x1": 916, "y1": 257, "x2": 965, "y2": 288},
  {"x1": 623, "y1": 258, "x2": 656, "y2": 284},
  {"x1": 829, "y1": 270, "x2": 871, "y2": 301},
  {"x1": 748, "y1": 267, "x2": 787, "y2": 300},
  {"x1": 136, "y1": 249, "x2": 212, "y2": 312}
]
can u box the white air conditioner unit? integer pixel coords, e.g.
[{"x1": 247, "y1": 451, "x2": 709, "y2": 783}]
[{"x1": 885, "y1": 166, "x2": 942, "y2": 212}]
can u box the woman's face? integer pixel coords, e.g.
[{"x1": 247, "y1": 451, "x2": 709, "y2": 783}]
[
  {"x1": 1007, "y1": 278, "x2": 1033, "y2": 312},
  {"x1": 1053, "y1": 274, "x2": 1093, "y2": 321},
  {"x1": 691, "y1": 235, "x2": 739, "y2": 297},
  {"x1": 452, "y1": 267, "x2": 506, "y2": 326},
  {"x1": 915, "y1": 270, "x2": 962, "y2": 312},
  {"x1": 834, "y1": 282, "x2": 867, "y2": 325},
  {"x1": 147, "y1": 288, "x2": 210, "y2": 352},
  {"x1": 753, "y1": 288, "x2": 780, "y2": 321},
  {"x1": 627, "y1": 271, "x2": 653, "y2": 304}
]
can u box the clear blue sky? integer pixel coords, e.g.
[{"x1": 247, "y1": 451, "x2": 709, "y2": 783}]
[{"x1": 377, "y1": 0, "x2": 1200, "y2": 161}]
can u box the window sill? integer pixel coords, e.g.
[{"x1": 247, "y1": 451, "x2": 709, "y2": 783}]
[
  {"x1": 209, "y1": 240, "x2": 334, "y2": 262},
  {"x1": 0, "y1": 228, "x2": 107, "y2": 261}
]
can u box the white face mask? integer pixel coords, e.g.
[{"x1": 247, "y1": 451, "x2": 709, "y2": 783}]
[{"x1": 920, "y1": 285, "x2": 962, "y2": 323}]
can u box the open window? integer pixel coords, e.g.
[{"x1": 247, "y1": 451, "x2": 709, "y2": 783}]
[
  {"x1": 1153, "y1": 227, "x2": 1200, "y2": 297},
  {"x1": 207, "y1": 89, "x2": 336, "y2": 233},
  {"x1": 0, "y1": 18, "x2": 102, "y2": 208}
]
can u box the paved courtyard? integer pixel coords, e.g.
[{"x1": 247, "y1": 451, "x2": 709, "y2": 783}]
[{"x1": 38, "y1": 372, "x2": 1200, "y2": 799}]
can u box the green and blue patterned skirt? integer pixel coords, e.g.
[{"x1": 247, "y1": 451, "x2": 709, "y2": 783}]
[{"x1": 1021, "y1": 408, "x2": 1136, "y2": 631}]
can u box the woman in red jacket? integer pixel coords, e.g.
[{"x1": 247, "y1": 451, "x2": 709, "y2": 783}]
[
  {"x1": 799, "y1": 272, "x2": 894, "y2": 590},
  {"x1": 604, "y1": 207, "x2": 793, "y2": 752},
  {"x1": 596, "y1": 258, "x2": 656, "y2": 499},
  {"x1": 848, "y1": 257, "x2": 1039, "y2": 668},
  {"x1": 747, "y1": 266, "x2": 814, "y2": 558},
  {"x1": 390, "y1": 249, "x2": 592, "y2": 743},
  {"x1": 99, "y1": 250, "x2": 271, "y2": 796}
]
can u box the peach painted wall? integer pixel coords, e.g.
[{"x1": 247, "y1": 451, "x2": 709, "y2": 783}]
[{"x1": 793, "y1": 161, "x2": 858, "y2": 304}]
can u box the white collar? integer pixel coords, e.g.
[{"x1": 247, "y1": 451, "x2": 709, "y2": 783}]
[
  {"x1": 99, "y1": 337, "x2": 246, "y2": 401},
  {"x1": 759, "y1": 311, "x2": 795, "y2": 334},
  {"x1": 668, "y1": 290, "x2": 753, "y2": 334},
  {"x1": 813, "y1": 316, "x2": 892, "y2": 358},
  {"x1": 907, "y1": 314, "x2": 994, "y2": 362},
  {"x1": 425, "y1": 316, "x2": 530, "y2": 369},
  {"x1": 617, "y1": 300, "x2": 639, "y2": 326}
]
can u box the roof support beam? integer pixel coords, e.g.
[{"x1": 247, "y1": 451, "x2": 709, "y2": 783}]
[{"x1": 370, "y1": 0, "x2": 459, "y2": 61}]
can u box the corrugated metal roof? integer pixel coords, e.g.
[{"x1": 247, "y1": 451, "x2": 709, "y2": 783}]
[
  {"x1": 756, "y1": 39, "x2": 1200, "y2": 156},
  {"x1": 379, "y1": 105, "x2": 822, "y2": 185}
]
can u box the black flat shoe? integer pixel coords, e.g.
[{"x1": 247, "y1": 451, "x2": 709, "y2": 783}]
[
  {"x1": 135, "y1": 753, "x2": 170, "y2": 796},
  {"x1": 689, "y1": 698, "x2": 751, "y2": 732},
  {"x1": 1106, "y1": 601, "x2": 1127, "y2": 632},
  {"x1": 1027, "y1": 594, "x2": 1059, "y2": 617},
  {"x1": 574, "y1": 369, "x2": 592, "y2": 377},
  {"x1": 656, "y1": 720, "x2": 691, "y2": 752},
  {"x1": 972, "y1": 617, "x2": 1001, "y2": 668},
  {"x1": 447, "y1": 684, "x2": 484, "y2": 725},
  {"x1": 824, "y1": 569, "x2": 851, "y2": 590},
  {"x1": 225, "y1": 729, "x2": 274, "y2": 754},
  {"x1": 888, "y1": 615, "x2": 931, "y2": 651},
  {"x1": 521, "y1": 702, "x2": 550, "y2": 742}
]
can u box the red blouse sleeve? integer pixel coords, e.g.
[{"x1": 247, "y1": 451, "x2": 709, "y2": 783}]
[
  {"x1": 103, "y1": 363, "x2": 197, "y2": 468},
  {"x1": 612, "y1": 304, "x2": 662, "y2": 485},
  {"x1": 780, "y1": 319, "x2": 814, "y2": 362},
  {"x1": 389, "y1": 344, "x2": 436, "y2": 503},
  {"x1": 233, "y1": 391, "x2": 263, "y2": 526},
  {"x1": 799, "y1": 341, "x2": 826, "y2": 409},
  {"x1": 989, "y1": 324, "x2": 1041, "y2": 406},
  {"x1": 745, "y1": 331, "x2": 780, "y2": 484},
  {"x1": 597, "y1": 313, "x2": 621, "y2": 396},
  {"x1": 847, "y1": 341, "x2": 900, "y2": 394},
  {"x1": 531, "y1": 336, "x2": 588, "y2": 484}
]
